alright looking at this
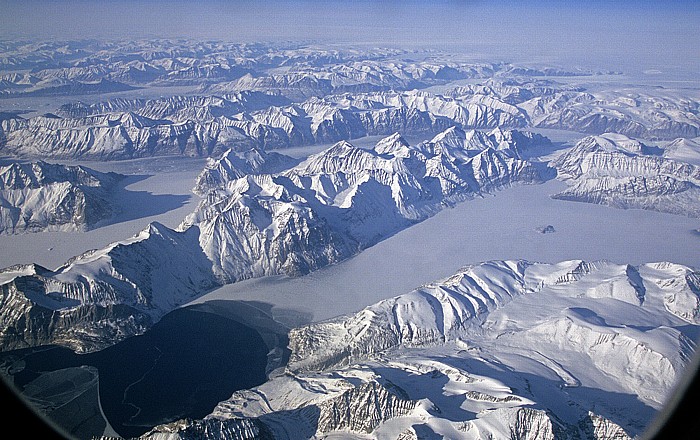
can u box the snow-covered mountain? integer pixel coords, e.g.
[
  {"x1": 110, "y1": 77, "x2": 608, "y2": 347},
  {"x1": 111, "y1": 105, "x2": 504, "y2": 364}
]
[
  {"x1": 0, "y1": 40, "x2": 406, "y2": 91},
  {"x1": 552, "y1": 133, "x2": 700, "y2": 217},
  {"x1": 56, "y1": 92, "x2": 290, "y2": 120},
  {"x1": 132, "y1": 259, "x2": 699, "y2": 440},
  {"x1": 663, "y1": 137, "x2": 700, "y2": 166},
  {"x1": 0, "y1": 89, "x2": 529, "y2": 159},
  {"x1": 0, "y1": 128, "x2": 551, "y2": 353},
  {"x1": 181, "y1": 128, "x2": 552, "y2": 282},
  {"x1": 3, "y1": 38, "x2": 700, "y2": 440},
  {"x1": 203, "y1": 60, "x2": 498, "y2": 100},
  {"x1": 0, "y1": 77, "x2": 137, "y2": 98},
  {"x1": 0, "y1": 112, "x2": 257, "y2": 160},
  {"x1": 0, "y1": 222, "x2": 217, "y2": 353},
  {"x1": 192, "y1": 147, "x2": 299, "y2": 196},
  {"x1": 1, "y1": 40, "x2": 697, "y2": 161},
  {"x1": 529, "y1": 90, "x2": 700, "y2": 140},
  {"x1": 0, "y1": 161, "x2": 124, "y2": 234},
  {"x1": 447, "y1": 78, "x2": 585, "y2": 105},
  {"x1": 502, "y1": 81, "x2": 700, "y2": 141},
  {"x1": 324, "y1": 90, "x2": 529, "y2": 128},
  {"x1": 4, "y1": 64, "x2": 697, "y2": 161},
  {"x1": 0, "y1": 39, "x2": 598, "y2": 97},
  {"x1": 449, "y1": 78, "x2": 700, "y2": 141}
]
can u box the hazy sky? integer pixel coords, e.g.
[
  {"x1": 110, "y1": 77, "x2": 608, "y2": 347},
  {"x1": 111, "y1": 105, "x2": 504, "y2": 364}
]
[{"x1": 1, "y1": 1, "x2": 698, "y2": 73}]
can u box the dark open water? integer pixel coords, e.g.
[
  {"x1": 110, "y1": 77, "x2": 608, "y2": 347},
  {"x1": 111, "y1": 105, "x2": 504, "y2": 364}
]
[{"x1": 0, "y1": 303, "x2": 277, "y2": 438}]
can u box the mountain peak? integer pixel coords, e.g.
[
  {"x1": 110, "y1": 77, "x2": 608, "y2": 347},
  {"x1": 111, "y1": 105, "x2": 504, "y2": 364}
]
[
  {"x1": 429, "y1": 125, "x2": 466, "y2": 146},
  {"x1": 375, "y1": 132, "x2": 411, "y2": 157}
]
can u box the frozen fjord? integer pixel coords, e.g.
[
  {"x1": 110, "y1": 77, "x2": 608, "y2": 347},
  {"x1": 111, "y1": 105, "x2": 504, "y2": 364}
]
[{"x1": 189, "y1": 178, "x2": 700, "y2": 326}]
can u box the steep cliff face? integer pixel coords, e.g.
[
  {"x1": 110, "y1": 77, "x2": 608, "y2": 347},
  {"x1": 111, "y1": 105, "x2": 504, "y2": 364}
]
[
  {"x1": 460, "y1": 408, "x2": 633, "y2": 440},
  {"x1": 186, "y1": 174, "x2": 356, "y2": 281},
  {"x1": 579, "y1": 412, "x2": 635, "y2": 440},
  {"x1": 137, "y1": 418, "x2": 273, "y2": 440},
  {"x1": 329, "y1": 90, "x2": 528, "y2": 130},
  {"x1": 0, "y1": 161, "x2": 124, "y2": 234},
  {"x1": 315, "y1": 381, "x2": 419, "y2": 435},
  {"x1": 134, "y1": 381, "x2": 419, "y2": 440}
]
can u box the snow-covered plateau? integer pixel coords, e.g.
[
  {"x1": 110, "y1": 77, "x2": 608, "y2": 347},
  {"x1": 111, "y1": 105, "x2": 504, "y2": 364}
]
[{"x1": 0, "y1": 39, "x2": 699, "y2": 440}]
